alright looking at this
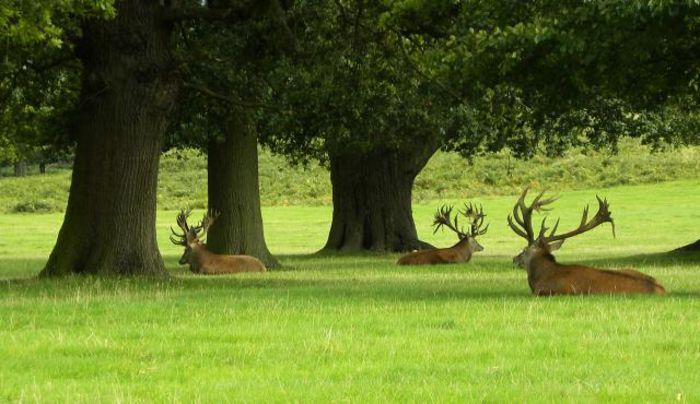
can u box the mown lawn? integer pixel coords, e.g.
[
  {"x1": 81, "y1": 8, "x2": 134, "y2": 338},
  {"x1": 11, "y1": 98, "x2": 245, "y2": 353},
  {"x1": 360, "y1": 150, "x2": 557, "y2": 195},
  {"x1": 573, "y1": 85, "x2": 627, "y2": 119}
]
[{"x1": 0, "y1": 180, "x2": 699, "y2": 402}]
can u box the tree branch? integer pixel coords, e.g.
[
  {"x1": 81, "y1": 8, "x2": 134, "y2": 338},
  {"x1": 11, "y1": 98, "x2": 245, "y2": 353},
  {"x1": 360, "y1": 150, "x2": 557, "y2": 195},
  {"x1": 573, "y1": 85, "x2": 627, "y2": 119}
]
[
  {"x1": 267, "y1": 0, "x2": 300, "y2": 54},
  {"x1": 390, "y1": 27, "x2": 462, "y2": 102},
  {"x1": 183, "y1": 81, "x2": 284, "y2": 111},
  {"x1": 333, "y1": 0, "x2": 350, "y2": 25},
  {"x1": 162, "y1": 5, "x2": 246, "y2": 22},
  {"x1": 26, "y1": 54, "x2": 77, "y2": 73}
]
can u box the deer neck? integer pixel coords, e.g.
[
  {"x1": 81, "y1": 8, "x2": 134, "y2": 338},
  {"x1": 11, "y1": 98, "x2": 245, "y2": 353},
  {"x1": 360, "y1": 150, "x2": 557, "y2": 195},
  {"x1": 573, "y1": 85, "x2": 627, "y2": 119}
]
[
  {"x1": 525, "y1": 252, "x2": 559, "y2": 291},
  {"x1": 449, "y1": 237, "x2": 472, "y2": 259},
  {"x1": 188, "y1": 243, "x2": 212, "y2": 273}
]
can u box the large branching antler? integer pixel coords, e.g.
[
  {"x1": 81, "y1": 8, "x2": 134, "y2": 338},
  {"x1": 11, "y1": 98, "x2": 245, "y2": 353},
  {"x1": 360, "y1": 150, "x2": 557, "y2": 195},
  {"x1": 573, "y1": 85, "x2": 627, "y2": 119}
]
[
  {"x1": 191, "y1": 210, "x2": 221, "y2": 239},
  {"x1": 433, "y1": 203, "x2": 489, "y2": 239},
  {"x1": 170, "y1": 208, "x2": 193, "y2": 246},
  {"x1": 463, "y1": 202, "x2": 489, "y2": 237},
  {"x1": 507, "y1": 189, "x2": 558, "y2": 243},
  {"x1": 433, "y1": 205, "x2": 467, "y2": 238},
  {"x1": 508, "y1": 189, "x2": 615, "y2": 245},
  {"x1": 541, "y1": 195, "x2": 615, "y2": 243}
]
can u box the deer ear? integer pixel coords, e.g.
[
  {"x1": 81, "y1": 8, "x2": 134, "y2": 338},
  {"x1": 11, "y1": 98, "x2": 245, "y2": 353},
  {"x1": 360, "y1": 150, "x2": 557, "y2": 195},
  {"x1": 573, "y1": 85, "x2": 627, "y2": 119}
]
[{"x1": 548, "y1": 239, "x2": 565, "y2": 251}]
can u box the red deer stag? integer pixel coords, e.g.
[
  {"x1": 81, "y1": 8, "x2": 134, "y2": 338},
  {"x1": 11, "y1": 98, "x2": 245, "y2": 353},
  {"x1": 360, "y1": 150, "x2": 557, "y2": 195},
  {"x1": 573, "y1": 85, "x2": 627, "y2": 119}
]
[
  {"x1": 397, "y1": 203, "x2": 489, "y2": 265},
  {"x1": 170, "y1": 209, "x2": 266, "y2": 274},
  {"x1": 507, "y1": 189, "x2": 665, "y2": 295}
]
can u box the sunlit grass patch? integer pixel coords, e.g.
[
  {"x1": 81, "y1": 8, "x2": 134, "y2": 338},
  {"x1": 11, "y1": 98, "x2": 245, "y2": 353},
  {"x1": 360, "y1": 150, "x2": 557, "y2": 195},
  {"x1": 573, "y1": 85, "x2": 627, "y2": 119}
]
[{"x1": 0, "y1": 181, "x2": 698, "y2": 401}]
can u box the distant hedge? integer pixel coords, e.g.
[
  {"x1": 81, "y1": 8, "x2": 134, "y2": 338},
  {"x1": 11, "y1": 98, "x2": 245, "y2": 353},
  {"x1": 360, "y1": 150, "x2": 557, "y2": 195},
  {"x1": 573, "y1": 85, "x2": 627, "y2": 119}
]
[{"x1": 0, "y1": 138, "x2": 697, "y2": 213}]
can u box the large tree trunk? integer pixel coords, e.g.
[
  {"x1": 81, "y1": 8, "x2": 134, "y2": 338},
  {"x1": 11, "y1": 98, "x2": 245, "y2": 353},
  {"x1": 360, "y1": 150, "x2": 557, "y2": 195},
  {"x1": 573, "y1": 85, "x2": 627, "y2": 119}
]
[
  {"x1": 41, "y1": 0, "x2": 178, "y2": 277},
  {"x1": 13, "y1": 160, "x2": 27, "y2": 177},
  {"x1": 323, "y1": 144, "x2": 439, "y2": 252},
  {"x1": 206, "y1": 111, "x2": 279, "y2": 268}
]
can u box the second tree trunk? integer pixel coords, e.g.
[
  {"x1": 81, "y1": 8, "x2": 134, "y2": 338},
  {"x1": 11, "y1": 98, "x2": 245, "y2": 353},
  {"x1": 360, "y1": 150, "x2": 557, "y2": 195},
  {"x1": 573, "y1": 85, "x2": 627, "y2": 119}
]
[
  {"x1": 323, "y1": 145, "x2": 438, "y2": 252},
  {"x1": 206, "y1": 111, "x2": 279, "y2": 268}
]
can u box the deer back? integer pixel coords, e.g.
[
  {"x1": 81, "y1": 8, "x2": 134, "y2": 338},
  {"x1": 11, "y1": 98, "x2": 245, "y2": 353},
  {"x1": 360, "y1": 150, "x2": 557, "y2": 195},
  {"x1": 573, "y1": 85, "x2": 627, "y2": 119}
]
[
  {"x1": 191, "y1": 244, "x2": 266, "y2": 274},
  {"x1": 397, "y1": 239, "x2": 473, "y2": 266},
  {"x1": 529, "y1": 256, "x2": 665, "y2": 295}
]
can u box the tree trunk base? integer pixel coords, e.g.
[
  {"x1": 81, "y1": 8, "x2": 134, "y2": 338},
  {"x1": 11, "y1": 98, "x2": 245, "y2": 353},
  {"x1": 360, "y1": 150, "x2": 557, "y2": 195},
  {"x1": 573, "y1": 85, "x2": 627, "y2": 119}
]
[
  {"x1": 323, "y1": 145, "x2": 438, "y2": 253},
  {"x1": 207, "y1": 111, "x2": 279, "y2": 268}
]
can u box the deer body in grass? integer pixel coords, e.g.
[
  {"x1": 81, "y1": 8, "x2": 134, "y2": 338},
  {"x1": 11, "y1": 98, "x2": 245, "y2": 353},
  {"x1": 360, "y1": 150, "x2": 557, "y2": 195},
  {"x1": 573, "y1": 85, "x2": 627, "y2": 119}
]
[
  {"x1": 508, "y1": 190, "x2": 664, "y2": 295},
  {"x1": 170, "y1": 209, "x2": 266, "y2": 274},
  {"x1": 397, "y1": 203, "x2": 489, "y2": 265}
]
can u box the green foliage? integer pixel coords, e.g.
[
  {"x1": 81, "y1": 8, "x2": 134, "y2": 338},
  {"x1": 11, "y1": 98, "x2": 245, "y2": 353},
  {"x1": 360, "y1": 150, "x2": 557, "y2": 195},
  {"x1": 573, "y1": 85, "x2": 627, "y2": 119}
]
[
  {"x1": 0, "y1": 183, "x2": 699, "y2": 401},
  {"x1": 0, "y1": 0, "x2": 114, "y2": 166},
  {"x1": 157, "y1": 147, "x2": 332, "y2": 208},
  {"x1": 383, "y1": 0, "x2": 700, "y2": 156},
  {"x1": 0, "y1": 0, "x2": 115, "y2": 46},
  {"x1": 0, "y1": 169, "x2": 70, "y2": 213},
  {"x1": 0, "y1": 139, "x2": 698, "y2": 213},
  {"x1": 414, "y1": 139, "x2": 700, "y2": 201},
  {"x1": 260, "y1": 1, "x2": 456, "y2": 161},
  {"x1": 168, "y1": 1, "x2": 296, "y2": 150},
  {"x1": 11, "y1": 199, "x2": 61, "y2": 213}
]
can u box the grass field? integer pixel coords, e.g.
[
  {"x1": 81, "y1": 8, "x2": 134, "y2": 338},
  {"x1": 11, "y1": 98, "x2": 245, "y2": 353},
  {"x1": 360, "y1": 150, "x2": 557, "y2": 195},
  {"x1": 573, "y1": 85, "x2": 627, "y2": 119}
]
[{"x1": 0, "y1": 180, "x2": 699, "y2": 402}]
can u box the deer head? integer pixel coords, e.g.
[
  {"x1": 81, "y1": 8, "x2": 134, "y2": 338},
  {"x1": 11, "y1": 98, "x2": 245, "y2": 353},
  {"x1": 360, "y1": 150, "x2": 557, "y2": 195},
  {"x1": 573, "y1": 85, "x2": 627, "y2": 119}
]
[
  {"x1": 433, "y1": 202, "x2": 489, "y2": 252},
  {"x1": 170, "y1": 208, "x2": 220, "y2": 267},
  {"x1": 507, "y1": 189, "x2": 615, "y2": 268}
]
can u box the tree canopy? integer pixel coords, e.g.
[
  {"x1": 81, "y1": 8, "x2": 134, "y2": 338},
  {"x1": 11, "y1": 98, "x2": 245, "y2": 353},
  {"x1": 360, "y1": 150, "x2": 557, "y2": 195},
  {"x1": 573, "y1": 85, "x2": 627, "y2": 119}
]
[
  {"x1": 0, "y1": 0, "x2": 114, "y2": 167},
  {"x1": 384, "y1": 0, "x2": 700, "y2": 155}
]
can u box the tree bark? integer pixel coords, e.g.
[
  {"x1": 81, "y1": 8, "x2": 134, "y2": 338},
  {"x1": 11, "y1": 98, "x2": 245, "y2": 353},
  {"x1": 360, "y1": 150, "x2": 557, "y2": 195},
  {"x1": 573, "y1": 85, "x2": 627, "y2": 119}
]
[
  {"x1": 13, "y1": 160, "x2": 27, "y2": 177},
  {"x1": 41, "y1": 0, "x2": 178, "y2": 277},
  {"x1": 206, "y1": 111, "x2": 279, "y2": 268},
  {"x1": 323, "y1": 143, "x2": 439, "y2": 252},
  {"x1": 39, "y1": 162, "x2": 46, "y2": 174}
]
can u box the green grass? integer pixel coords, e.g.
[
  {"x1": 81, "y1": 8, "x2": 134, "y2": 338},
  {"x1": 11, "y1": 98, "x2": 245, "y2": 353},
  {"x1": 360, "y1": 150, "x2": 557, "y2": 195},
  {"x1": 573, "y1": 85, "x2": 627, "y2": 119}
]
[
  {"x1": 1, "y1": 181, "x2": 699, "y2": 402},
  {"x1": 1, "y1": 138, "x2": 698, "y2": 212}
]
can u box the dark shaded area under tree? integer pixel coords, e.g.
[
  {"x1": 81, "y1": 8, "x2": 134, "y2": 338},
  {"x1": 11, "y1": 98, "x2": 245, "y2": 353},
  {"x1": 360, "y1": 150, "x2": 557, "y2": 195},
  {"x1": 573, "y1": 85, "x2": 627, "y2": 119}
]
[{"x1": 673, "y1": 240, "x2": 700, "y2": 253}]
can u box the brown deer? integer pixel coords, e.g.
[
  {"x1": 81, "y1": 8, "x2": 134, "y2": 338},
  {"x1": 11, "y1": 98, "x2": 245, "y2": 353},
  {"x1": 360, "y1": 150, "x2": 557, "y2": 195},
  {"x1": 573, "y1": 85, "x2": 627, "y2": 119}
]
[
  {"x1": 170, "y1": 209, "x2": 266, "y2": 274},
  {"x1": 397, "y1": 203, "x2": 489, "y2": 265},
  {"x1": 507, "y1": 189, "x2": 665, "y2": 295}
]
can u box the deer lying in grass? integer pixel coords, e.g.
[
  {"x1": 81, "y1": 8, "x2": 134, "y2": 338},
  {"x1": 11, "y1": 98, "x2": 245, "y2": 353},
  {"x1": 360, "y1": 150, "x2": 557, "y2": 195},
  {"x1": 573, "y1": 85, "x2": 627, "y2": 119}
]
[
  {"x1": 170, "y1": 209, "x2": 266, "y2": 274},
  {"x1": 397, "y1": 203, "x2": 489, "y2": 265},
  {"x1": 508, "y1": 189, "x2": 665, "y2": 295}
]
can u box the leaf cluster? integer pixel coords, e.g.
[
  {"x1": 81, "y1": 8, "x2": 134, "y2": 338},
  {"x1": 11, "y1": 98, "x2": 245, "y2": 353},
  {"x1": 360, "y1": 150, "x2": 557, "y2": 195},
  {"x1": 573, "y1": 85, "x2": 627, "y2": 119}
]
[
  {"x1": 257, "y1": 0, "x2": 462, "y2": 164},
  {"x1": 0, "y1": 0, "x2": 115, "y2": 164}
]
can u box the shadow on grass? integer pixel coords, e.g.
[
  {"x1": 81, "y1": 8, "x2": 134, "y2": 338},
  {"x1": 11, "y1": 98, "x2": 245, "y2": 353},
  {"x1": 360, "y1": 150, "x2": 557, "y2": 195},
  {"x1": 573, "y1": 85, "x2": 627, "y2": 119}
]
[
  {"x1": 578, "y1": 251, "x2": 700, "y2": 269},
  {"x1": 0, "y1": 273, "x2": 531, "y2": 302},
  {"x1": 1, "y1": 251, "x2": 697, "y2": 302}
]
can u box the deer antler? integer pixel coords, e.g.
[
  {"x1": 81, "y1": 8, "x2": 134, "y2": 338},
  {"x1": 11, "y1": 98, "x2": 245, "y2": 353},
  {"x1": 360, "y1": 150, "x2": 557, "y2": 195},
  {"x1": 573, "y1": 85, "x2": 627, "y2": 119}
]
[
  {"x1": 191, "y1": 210, "x2": 220, "y2": 238},
  {"x1": 170, "y1": 208, "x2": 193, "y2": 246},
  {"x1": 508, "y1": 190, "x2": 615, "y2": 245},
  {"x1": 463, "y1": 202, "x2": 489, "y2": 237},
  {"x1": 507, "y1": 189, "x2": 558, "y2": 243},
  {"x1": 433, "y1": 205, "x2": 468, "y2": 238},
  {"x1": 542, "y1": 195, "x2": 615, "y2": 243},
  {"x1": 433, "y1": 203, "x2": 489, "y2": 239}
]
